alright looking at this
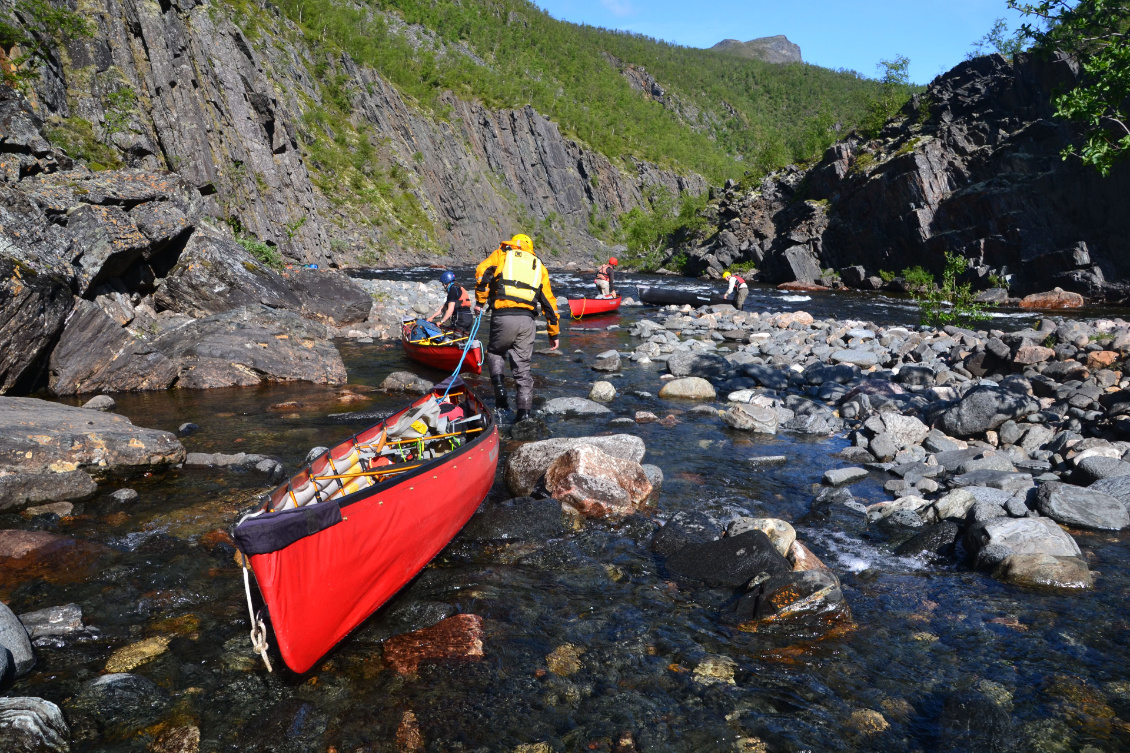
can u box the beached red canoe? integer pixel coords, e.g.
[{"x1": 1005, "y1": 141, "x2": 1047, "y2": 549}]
[
  {"x1": 567, "y1": 296, "x2": 621, "y2": 318},
  {"x1": 401, "y1": 321, "x2": 483, "y2": 374},
  {"x1": 233, "y1": 378, "x2": 498, "y2": 673}
]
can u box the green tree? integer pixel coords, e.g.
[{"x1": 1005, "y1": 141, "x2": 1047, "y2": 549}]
[
  {"x1": 968, "y1": 17, "x2": 1025, "y2": 58},
  {"x1": 862, "y1": 55, "x2": 912, "y2": 136},
  {"x1": 910, "y1": 252, "x2": 991, "y2": 328},
  {"x1": 1010, "y1": 0, "x2": 1130, "y2": 175}
]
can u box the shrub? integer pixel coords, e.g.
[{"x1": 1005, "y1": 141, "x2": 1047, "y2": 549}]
[
  {"x1": 910, "y1": 252, "x2": 991, "y2": 328},
  {"x1": 900, "y1": 265, "x2": 934, "y2": 292},
  {"x1": 879, "y1": 269, "x2": 896, "y2": 282},
  {"x1": 728, "y1": 260, "x2": 757, "y2": 275}
]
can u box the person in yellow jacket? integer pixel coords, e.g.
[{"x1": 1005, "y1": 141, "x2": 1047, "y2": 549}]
[{"x1": 475, "y1": 233, "x2": 559, "y2": 422}]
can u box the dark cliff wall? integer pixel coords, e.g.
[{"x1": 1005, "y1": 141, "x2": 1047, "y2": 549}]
[
  {"x1": 683, "y1": 52, "x2": 1130, "y2": 299},
  {"x1": 19, "y1": 0, "x2": 704, "y2": 267}
]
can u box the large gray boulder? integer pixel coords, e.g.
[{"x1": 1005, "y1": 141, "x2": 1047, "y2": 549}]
[
  {"x1": 1089, "y1": 475, "x2": 1130, "y2": 508},
  {"x1": 0, "y1": 398, "x2": 184, "y2": 474},
  {"x1": 504, "y1": 434, "x2": 645, "y2": 496},
  {"x1": 0, "y1": 601, "x2": 34, "y2": 676},
  {"x1": 964, "y1": 516, "x2": 1081, "y2": 561},
  {"x1": 1035, "y1": 481, "x2": 1129, "y2": 530},
  {"x1": 279, "y1": 267, "x2": 373, "y2": 327},
  {"x1": 0, "y1": 255, "x2": 73, "y2": 396},
  {"x1": 994, "y1": 553, "x2": 1093, "y2": 590},
  {"x1": 0, "y1": 697, "x2": 70, "y2": 752},
  {"x1": 937, "y1": 386, "x2": 1039, "y2": 438},
  {"x1": 539, "y1": 397, "x2": 613, "y2": 417},
  {"x1": 17, "y1": 604, "x2": 83, "y2": 640},
  {"x1": 66, "y1": 204, "x2": 150, "y2": 296},
  {"x1": 0, "y1": 471, "x2": 97, "y2": 512},
  {"x1": 666, "y1": 351, "x2": 729, "y2": 378}
]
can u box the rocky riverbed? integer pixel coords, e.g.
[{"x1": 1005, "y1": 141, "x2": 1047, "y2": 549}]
[{"x1": 4, "y1": 280, "x2": 1130, "y2": 752}]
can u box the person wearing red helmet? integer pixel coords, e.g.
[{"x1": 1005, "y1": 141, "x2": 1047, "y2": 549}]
[{"x1": 594, "y1": 257, "x2": 618, "y2": 298}]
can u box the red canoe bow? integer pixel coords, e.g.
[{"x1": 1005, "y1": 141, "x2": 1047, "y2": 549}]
[
  {"x1": 568, "y1": 296, "x2": 621, "y2": 318},
  {"x1": 401, "y1": 321, "x2": 483, "y2": 374}
]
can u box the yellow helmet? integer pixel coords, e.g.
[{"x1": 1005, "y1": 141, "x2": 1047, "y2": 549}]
[
  {"x1": 723, "y1": 271, "x2": 731, "y2": 279},
  {"x1": 506, "y1": 233, "x2": 533, "y2": 253}
]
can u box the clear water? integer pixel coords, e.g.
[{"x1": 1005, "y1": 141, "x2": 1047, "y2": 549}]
[{"x1": 6, "y1": 275, "x2": 1130, "y2": 752}]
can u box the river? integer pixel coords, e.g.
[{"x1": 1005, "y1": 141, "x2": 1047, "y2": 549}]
[{"x1": 7, "y1": 270, "x2": 1130, "y2": 752}]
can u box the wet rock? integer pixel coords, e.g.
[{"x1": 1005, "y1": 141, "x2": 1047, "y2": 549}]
[
  {"x1": 1018, "y1": 288, "x2": 1085, "y2": 309},
  {"x1": 727, "y1": 517, "x2": 796, "y2": 556},
  {"x1": 150, "y1": 725, "x2": 200, "y2": 753},
  {"x1": 0, "y1": 398, "x2": 184, "y2": 474},
  {"x1": 0, "y1": 697, "x2": 69, "y2": 753},
  {"x1": 721, "y1": 404, "x2": 777, "y2": 433},
  {"x1": 592, "y1": 349, "x2": 622, "y2": 372},
  {"x1": 508, "y1": 416, "x2": 550, "y2": 441},
  {"x1": 546, "y1": 643, "x2": 585, "y2": 677},
  {"x1": 539, "y1": 396, "x2": 613, "y2": 416},
  {"x1": 938, "y1": 386, "x2": 1039, "y2": 438},
  {"x1": 544, "y1": 445, "x2": 653, "y2": 519},
  {"x1": 787, "y1": 540, "x2": 829, "y2": 571},
  {"x1": 994, "y1": 553, "x2": 1093, "y2": 590},
  {"x1": 1089, "y1": 475, "x2": 1130, "y2": 508},
  {"x1": 692, "y1": 655, "x2": 737, "y2": 686},
  {"x1": 1035, "y1": 481, "x2": 1129, "y2": 530},
  {"x1": 666, "y1": 351, "x2": 729, "y2": 378},
  {"x1": 70, "y1": 673, "x2": 169, "y2": 740},
  {"x1": 81, "y1": 395, "x2": 116, "y2": 411},
  {"x1": 17, "y1": 604, "x2": 83, "y2": 639},
  {"x1": 823, "y1": 467, "x2": 868, "y2": 486},
  {"x1": 178, "y1": 422, "x2": 198, "y2": 436},
  {"x1": 504, "y1": 434, "x2": 645, "y2": 496},
  {"x1": 0, "y1": 530, "x2": 75, "y2": 560},
  {"x1": 651, "y1": 511, "x2": 720, "y2": 556},
  {"x1": 939, "y1": 688, "x2": 1014, "y2": 753},
  {"x1": 658, "y1": 377, "x2": 717, "y2": 400},
  {"x1": 848, "y1": 709, "x2": 890, "y2": 736},
  {"x1": 642, "y1": 463, "x2": 663, "y2": 494},
  {"x1": 279, "y1": 268, "x2": 372, "y2": 326},
  {"x1": 588, "y1": 381, "x2": 616, "y2": 402},
  {"x1": 382, "y1": 613, "x2": 484, "y2": 675},
  {"x1": 0, "y1": 470, "x2": 97, "y2": 512},
  {"x1": 0, "y1": 601, "x2": 33, "y2": 677},
  {"x1": 110, "y1": 488, "x2": 139, "y2": 504},
  {"x1": 732, "y1": 569, "x2": 851, "y2": 635},
  {"x1": 665, "y1": 530, "x2": 791, "y2": 588},
  {"x1": 964, "y1": 517, "x2": 1081, "y2": 560},
  {"x1": 380, "y1": 371, "x2": 434, "y2": 393},
  {"x1": 896, "y1": 521, "x2": 959, "y2": 557},
  {"x1": 183, "y1": 452, "x2": 284, "y2": 481},
  {"x1": 830, "y1": 348, "x2": 878, "y2": 368},
  {"x1": 104, "y1": 635, "x2": 170, "y2": 673},
  {"x1": 156, "y1": 305, "x2": 346, "y2": 389},
  {"x1": 460, "y1": 497, "x2": 567, "y2": 541}
]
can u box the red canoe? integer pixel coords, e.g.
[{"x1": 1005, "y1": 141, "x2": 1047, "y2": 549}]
[
  {"x1": 567, "y1": 296, "x2": 621, "y2": 318},
  {"x1": 233, "y1": 379, "x2": 499, "y2": 673},
  {"x1": 401, "y1": 321, "x2": 483, "y2": 374}
]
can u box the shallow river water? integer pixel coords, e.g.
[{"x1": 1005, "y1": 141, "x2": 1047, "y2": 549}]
[{"x1": 7, "y1": 272, "x2": 1130, "y2": 752}]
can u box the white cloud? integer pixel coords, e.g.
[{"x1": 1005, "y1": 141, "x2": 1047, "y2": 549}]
[{"x1": 600, "y1": 0, "x2": 634, "y2": 17}]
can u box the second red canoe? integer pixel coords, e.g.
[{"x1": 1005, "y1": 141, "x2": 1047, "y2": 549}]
[{"x1": 567, "y1": 296, "x2": 621, "y2": 318}]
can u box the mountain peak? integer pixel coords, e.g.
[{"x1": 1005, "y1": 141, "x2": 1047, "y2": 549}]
[{"x1": 711, "y1": 35, "x2": 802, "y2": 64}]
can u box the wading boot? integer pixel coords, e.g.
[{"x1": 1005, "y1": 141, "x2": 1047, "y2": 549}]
[
  {"x1": 491, "y1": 375, "x2": 509, "y2": 411},
  {"x1": 514, "y1": 409, "x2": 531, "y2": 423}
]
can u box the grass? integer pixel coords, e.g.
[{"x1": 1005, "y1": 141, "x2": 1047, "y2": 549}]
[{"x1": 45, "y1": 117, "x2": 122, "y2": 170}]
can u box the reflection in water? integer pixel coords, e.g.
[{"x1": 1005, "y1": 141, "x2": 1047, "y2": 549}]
[{"x1": 5, "y1": 286, "x2": 1130, "y2": 752}]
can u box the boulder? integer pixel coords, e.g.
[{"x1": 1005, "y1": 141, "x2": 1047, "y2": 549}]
[
  {"x1": 651, "y1": 511, "x2": 720, "y2": 557},
  {"x1": 544, "y1": 445, "x2": 653, "y2": 519},
  {"x1": 665, "y1": 530, "x2": 791, "y2": 588},
  {"x1": 732, "y1": 569, "x2": 851, "y2": 635},
  {"x1": 787, "y1": 540, "x2": 829, "y2": 572},
  {"x1": 720, "y1": 404, "x2": 777, "y2": 433},
  {"x1": 588, "y1": 381, "x2": 616, "y2": 402},
  {"x1": 153, "y1": 305, "x2": 346, "y2": 389},
  {"x1": 380, "y1": 371, "x2": 434, "y2": 394},
  {"x1": 591, "y1": 350, "x2": 621, "y2": 372},
  {"x1": 1075, "y1": 455, "x2": 1130, "y2": 484},
  {"x1": 1035, "y1": 481, "x2": 1129, "y2": 530},
  {"x1": 279, "y1": 268, "x2": 372, "y2": 326},
  {"x1": 81, "y1": 395, "x2": 116, "y2": 411},
  {"x1": 539, "y1": 396, "x2": 613, "y2": 416},
  {"x1": 0, "y1": 697, "x2": 69, "y2": 753},
  {"x1": 17, "y1": 603, "x2": 83, "y2": 640},
  {"x1": 1018, "y1": 288, "x2": 1085, "y2": 309},
  {"x1": 896, "y1": 521, "x2": 960, "y2": 557},
  {"x1": 666, "y1": 351, "x2": 729, "y2": 378},
  {"x1": 0, "y1": 470, "x2": 97, "y2": 512},
  {"x1": 823, "y1": 467, "x2": 868, "y2": 486},
  {"x1": 951, "y1": 470, "x2": 1034, "y2": 493},
  {"x1": 1089, "y1": 475, "x2": 1130, "y2": 508},
  {"x1": 0, "y1": 258, "x2": 73, "y2": 395},
  {"x1": 183, "y1": 452, "x2": 285, "y2": 482},
  {"x1": 153, "y1": 233, "x2": 300, "y2": 317},
  {"x1": 382, "y1": 614, "x2": 484, "y2": 675},
  {"x1": 0, "y1": 398, "x2": 184, "y2": 473},
  {"x1": 0, "y1": 601, "x2": 33, "y2": 676},
  {"x1": 727, "y1": 517, "x2": 796, "y2": 556},
  {"x1": 993, "y1": 553, "x2": 1093, "y2": 589},
  {"x1": 66, "y1": 204, "x2": 150, "y2": 296},
  {"x1": 659, "y1": 377, "x2": 717, "y2": 400},
  {"x1": 69, "y1": 672, "x2": 169, "y2": 739},
  {"x1": 770, "y1": 245, "x2": 823, "y2": 284},
  {"x1": 880, "y1": 413, "x2": 929, "y2": 448},
  {"x1": 964, "y1": 517, "x2": 1081, "y2": 560},
  {"x1": 504, "y1": 434, "x2": 646, "y2": 496},
  {"x1": 937, "y1": 386, "x2": 1039, "y2": 437},
  {"x1": 830, "y1": 349, "x2": 878, "y2": 368}
]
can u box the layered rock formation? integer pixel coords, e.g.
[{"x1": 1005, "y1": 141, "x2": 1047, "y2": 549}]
[
  {"x1": 680, "y1": 52, "x2": 1130, "y2": 299},
  {"x1": 711, "y1": 36, "x2": 803, "y2": 64}
]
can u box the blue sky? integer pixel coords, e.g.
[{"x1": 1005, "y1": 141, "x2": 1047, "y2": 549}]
[{"x1": 535, "y1": 0, "x2": 1028, "y2": 84}]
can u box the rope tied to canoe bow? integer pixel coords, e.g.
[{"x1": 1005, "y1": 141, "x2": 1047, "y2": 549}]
[
  {"x1": 242, "y1": 562, "x2": 273, "y2": 672},
  {"x1": 441, "y1": 307, "x2": 485, "y2": 401}
]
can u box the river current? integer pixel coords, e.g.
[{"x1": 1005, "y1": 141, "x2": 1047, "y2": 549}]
[{"x1": 7, "y1": 271, "x2": 1130, "y2": 752}]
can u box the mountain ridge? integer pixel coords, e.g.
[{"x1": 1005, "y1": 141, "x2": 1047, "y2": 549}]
[{"x1": 711, "y1": 35, "x2": 803, "y2": 64}]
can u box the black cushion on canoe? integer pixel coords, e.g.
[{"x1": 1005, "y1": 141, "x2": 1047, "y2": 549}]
[{"x1": 234, "y1": 501, "x2": 343, "y2": 556}]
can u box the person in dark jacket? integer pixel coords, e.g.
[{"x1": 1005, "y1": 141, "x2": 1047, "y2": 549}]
[{"x1": 428, "y1": 270, "x2": 474, "y2": 332}]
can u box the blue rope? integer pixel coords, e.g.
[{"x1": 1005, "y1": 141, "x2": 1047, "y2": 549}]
[{"x1": 441, "y1": 307, "x2": 485, "y2": 401}]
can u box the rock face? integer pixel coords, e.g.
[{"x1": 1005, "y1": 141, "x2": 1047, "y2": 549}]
[
  {"x1": 0, "y1": 398, "x2": 184, "y2": 473},
  {"x1": 678, "y1": 52, "x2": 1130, "y2": 300},
  {"x1": 0, "y1": 602, "x2": 34, "y2": 677},
  {"x1": 711, "y1": 36, "x2": 803, "y2": 64}
]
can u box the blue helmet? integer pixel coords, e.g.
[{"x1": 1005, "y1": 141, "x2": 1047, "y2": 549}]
[{"x1": 439, "y1": 271, "x2": 456, "y2": 287}]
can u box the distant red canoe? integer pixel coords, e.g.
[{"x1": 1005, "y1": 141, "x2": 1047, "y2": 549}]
[
  {"x1": 233, "y1": 379, "x2": 499, "y2": 673},
  {"x1": 401, "y1": 321, "x2": 483, "y2": 374},
  {"x1": 568, "y1": 296, "x2": 621, "y2": 318}
]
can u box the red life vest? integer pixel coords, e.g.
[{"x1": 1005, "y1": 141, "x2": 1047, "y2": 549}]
[
  {"x1": 454, "y1": 284, "x2": 472, "y2": 310},
  {"x1": 731, "y1": 274, "x2": 747, "y2": 287},
  {"x1": 596, "y1": 264, "x2": 613, "y2": 281}
]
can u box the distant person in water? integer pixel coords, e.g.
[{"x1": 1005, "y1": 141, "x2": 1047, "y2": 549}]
[
  {"x1": 723, "y1": 270, "x2": 748, "y2": 311},
  {"x1": 594, "y1": 257, "x2": 617, "y2": 298},
  {"x1": 427, "y1": 271, "x2": 474, "y2": 332}
]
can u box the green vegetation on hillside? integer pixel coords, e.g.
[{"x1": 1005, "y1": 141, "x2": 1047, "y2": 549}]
[{"x1": 254, "y1": 0, "x2": 904, "y2": 182}]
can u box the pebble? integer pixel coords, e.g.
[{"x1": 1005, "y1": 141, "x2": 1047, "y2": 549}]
[
  {"x1": 823, "y1": 467, "x2": 869, "y2": 486},
  {"x1": 110, "y1": 488, "x2": 139, "y2": 504},
  {"x1": 81, "y1": 394, "x2": 116, "y2": 411}
]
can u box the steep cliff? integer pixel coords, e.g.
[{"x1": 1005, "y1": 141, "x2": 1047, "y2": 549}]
[
  {"x1": 15, "y1": 0, "x2": 704, "y2": 267},
  {"x1": 711, "y1": 36, "x2": 803, "y2": 65},
  {"x1": 679, "y1": 52, "x2": 1130, "y2": 300}
]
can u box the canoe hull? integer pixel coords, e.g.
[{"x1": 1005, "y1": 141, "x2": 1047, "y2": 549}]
[
  {"x1": 241, "y1": 388, "x2": 498, "y2": 673},
  {"x1": 567, "y1": 297, "x2": 621, "y2": 317},
  {"x1": 402, "y1": 333, "x2": 483, "y2": 374},
  {"x1": 637, "y1": 285, "x2": 729, "y2": 307}
]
